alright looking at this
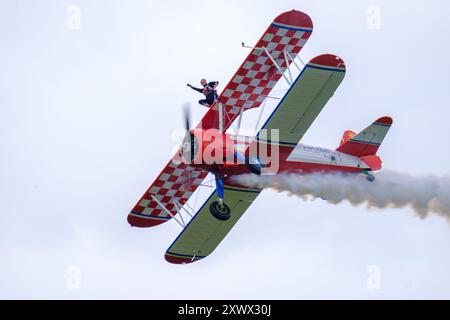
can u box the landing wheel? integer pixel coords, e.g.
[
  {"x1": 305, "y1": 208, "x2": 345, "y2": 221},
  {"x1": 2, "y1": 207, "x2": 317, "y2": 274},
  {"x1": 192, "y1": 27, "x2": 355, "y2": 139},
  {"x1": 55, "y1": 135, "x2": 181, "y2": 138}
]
[
  {"x1": 366, "y1": 173, "x2": 375, "y2": 182},
  {"x1": 246, "y1": 157, "x2": 264, "y2": 175},
  {"x1": 209, "y1": 201, "x2": 231, "y2": 221},
  {"x1": 247, "y1": 163, "x2": 262, "y2": 175}
]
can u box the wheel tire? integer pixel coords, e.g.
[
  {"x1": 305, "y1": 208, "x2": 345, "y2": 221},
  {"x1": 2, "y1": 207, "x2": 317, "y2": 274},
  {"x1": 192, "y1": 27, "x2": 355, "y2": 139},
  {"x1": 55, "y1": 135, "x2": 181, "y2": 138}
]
[
  {"x1": 246, "y1": 163, "x2": 262, "y2": 175},
  {"x1": 246, "y1": 157, "x2": 263, "y2": 175},
  {"x1": 209, "y1": 201, "x2": 231, "y2": 221},
  {"x1": 366, "y1": 173, "x2": 375, "y2": 182}
]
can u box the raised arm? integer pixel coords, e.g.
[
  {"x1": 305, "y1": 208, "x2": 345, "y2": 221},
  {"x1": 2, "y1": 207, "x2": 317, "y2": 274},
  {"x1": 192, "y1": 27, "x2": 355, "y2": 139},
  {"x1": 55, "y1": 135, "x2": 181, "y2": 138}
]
[{"x1": 187, "y1": 83, "x2": 203, "y2": 93}]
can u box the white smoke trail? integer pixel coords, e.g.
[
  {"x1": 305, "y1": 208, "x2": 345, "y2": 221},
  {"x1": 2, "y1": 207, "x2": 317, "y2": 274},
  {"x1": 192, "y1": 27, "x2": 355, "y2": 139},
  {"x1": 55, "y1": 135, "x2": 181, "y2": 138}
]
[{"x1": 232, "y1": 170, "x2": 450, "y2": 222}]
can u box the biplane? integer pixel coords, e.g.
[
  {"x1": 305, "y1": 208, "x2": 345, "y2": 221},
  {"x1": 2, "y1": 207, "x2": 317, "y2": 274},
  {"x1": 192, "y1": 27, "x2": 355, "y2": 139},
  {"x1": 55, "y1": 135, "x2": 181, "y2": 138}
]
[{"x1": 128, "y1": 10, "x2": 392, "y2": 264}]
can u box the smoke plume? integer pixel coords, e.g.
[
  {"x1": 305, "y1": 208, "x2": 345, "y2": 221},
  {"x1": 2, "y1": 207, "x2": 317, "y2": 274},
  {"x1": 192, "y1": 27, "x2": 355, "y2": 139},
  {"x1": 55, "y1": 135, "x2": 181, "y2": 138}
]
[{"x1": 232, "y1": 170, "x2": 450, "y2": 221}]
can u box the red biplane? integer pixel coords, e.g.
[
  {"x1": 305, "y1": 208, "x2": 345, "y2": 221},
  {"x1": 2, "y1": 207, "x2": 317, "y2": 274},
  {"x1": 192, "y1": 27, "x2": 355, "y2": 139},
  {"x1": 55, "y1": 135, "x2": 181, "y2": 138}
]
[{"x1": 128, "y1": 10, "x2": 392, "y2": 264}]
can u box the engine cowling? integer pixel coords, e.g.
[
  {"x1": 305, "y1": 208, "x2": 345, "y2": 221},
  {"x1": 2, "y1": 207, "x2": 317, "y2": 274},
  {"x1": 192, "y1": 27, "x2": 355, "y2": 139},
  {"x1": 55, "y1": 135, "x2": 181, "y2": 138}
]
[{"x1": 180, "y1": 129, "x2": 238, "y2": 168}]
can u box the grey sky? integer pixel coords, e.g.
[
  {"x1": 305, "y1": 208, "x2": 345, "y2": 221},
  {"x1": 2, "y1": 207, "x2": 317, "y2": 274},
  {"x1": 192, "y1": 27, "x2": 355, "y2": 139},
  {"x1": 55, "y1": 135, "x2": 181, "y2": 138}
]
[{"x1": 1, "y1": 0, "x2": 450, "y2": 299}]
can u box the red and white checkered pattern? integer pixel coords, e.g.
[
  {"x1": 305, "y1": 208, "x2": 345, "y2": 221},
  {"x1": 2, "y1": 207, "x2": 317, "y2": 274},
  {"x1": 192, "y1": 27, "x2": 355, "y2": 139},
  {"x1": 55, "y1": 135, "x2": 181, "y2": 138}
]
[
  {"x1": 128, "y1": 155, "x2": 207, "y2": 227},
  {"x1": 199, "y1": 22, "x2": 312, "y2": 130}
]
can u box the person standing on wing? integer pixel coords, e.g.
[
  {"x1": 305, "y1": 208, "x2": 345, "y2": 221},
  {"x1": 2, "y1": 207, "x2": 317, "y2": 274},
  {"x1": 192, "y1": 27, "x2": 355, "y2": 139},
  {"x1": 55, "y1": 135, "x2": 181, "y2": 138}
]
[{"x1": 187, "y1": 79, "x2": 219, "y2": 107}]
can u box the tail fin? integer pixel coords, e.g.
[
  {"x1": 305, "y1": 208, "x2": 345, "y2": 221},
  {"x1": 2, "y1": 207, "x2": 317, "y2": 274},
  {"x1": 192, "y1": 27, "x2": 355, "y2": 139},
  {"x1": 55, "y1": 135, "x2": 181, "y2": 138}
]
[{"x1": 336, "y1": 116, "x2": 393, "y2": 157}]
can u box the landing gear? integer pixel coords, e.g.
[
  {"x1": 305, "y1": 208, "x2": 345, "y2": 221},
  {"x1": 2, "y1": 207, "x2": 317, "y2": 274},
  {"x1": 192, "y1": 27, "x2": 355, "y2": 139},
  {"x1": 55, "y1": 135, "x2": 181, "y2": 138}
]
[
  {"x1": 209, "y1": 199, "x2": 231, "y2": 221},
  {"x1": 247, "y1": 162, "x2": 262, "y2": 175},
  {"x1": 366, "y1": 173, "x2": 375, "y2": 182},
  {"x1": 246, "y1": 157, "x2": 264, "y2": 175},
  {"x1": 209, "y1": 174, "x2": 232, "y2": 221},
  {"x1": 361, "y1": 170, "x2": 375, "y2": 182}
]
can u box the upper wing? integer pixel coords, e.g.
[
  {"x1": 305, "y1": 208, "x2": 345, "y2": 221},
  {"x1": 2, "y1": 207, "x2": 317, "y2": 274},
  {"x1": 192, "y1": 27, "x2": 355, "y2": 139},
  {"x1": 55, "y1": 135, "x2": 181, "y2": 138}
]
[
  {"x1": 199, "y1": 10, "x2": 313, "y2": 131},
  {"x1": 164, "y1": 184, "x2": 262, "y2": 264},
  {"x1": 128, "y1": 154, "x2": 207, "y2": 228},
  {"x1": 257, "y1": 54, "x2": 346, "y2": 148}
]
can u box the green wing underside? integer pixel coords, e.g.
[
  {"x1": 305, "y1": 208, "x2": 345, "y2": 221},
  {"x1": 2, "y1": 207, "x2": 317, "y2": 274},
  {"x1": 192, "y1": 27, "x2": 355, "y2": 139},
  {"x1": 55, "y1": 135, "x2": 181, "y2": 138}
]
[
  {"x1": 165, "y1": 185, "x2": 261, "y2": 262},
  {"x1": 259, "y1": 63, "x2": 346, "y2": 146}
]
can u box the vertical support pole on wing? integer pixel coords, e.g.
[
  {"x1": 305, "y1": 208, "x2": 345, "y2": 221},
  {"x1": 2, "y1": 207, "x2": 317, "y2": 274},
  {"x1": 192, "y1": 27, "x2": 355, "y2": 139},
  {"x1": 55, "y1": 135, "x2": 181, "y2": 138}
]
[
  {"x1": 182, "y1": 201, "x2": 197, "y2": 218},
  {"x1": 172, "y1": 199, "x2": 193, "y2": 221},
  {"x1": 254, "y1": 99, "x2": 267, "y2": 135},
  {"x1": 234, "y1": 106, "x2": 245, "y2": 138},
  {"x1": 283, "y1": 50, "x2": 293, "y2": 84},
  {"x1": 218, "y1": 102, "x2": 224, "y2": 133}
]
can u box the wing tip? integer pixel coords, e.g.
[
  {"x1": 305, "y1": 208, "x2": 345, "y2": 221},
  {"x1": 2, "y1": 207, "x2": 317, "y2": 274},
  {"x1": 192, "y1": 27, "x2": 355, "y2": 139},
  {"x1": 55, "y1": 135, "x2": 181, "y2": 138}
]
[
  {"x1": 164, "y1": 252, "x2": 204, "y2": 265},
  {"x1": 127, "y1": 213, "x2": 168, "y2": 228},
  {"x1": 309, "y1": 54, "x2": 346, "y2": 70},
  {"x1": 274, "y1": 10, "x2": 313, "y2": 30},
  {"x1": 375, "y1": 116, "x2": 393, "y2": 126}
]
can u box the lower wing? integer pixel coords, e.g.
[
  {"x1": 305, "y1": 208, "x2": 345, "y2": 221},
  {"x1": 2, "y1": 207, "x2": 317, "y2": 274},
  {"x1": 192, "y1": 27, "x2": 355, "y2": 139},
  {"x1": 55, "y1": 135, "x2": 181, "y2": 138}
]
[{"x1": 164, "y1": 184, "x2": 262, "y2": 264}]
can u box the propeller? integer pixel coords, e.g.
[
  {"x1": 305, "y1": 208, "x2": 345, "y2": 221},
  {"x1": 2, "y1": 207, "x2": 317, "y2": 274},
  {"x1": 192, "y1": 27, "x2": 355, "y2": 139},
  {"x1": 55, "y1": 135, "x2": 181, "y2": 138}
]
[
  {"x1": 181, "y1": 103, "x2": 195, "y2": 163},
  {"x1": 182, "y1": 103, "x2": 191, "y2": 133}
]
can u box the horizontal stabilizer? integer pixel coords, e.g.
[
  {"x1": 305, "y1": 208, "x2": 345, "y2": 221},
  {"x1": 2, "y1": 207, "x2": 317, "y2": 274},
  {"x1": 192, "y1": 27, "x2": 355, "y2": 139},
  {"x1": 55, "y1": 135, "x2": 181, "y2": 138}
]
[{"x1": 360, "y1": 155, "x2": 382, "y2": 170}]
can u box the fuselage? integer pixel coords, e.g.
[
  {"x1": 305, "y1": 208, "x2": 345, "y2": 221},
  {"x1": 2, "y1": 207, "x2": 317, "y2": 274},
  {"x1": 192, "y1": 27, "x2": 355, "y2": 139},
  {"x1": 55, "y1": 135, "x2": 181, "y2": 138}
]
[{"x1": 180, "y1": 129, "x2": 371, "y2": 182}]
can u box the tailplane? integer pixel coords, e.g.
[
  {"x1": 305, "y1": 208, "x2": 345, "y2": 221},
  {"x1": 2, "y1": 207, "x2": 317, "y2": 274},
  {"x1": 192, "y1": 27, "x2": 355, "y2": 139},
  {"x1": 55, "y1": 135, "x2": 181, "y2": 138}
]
[{"x1": 336, "y1": 116, "x2": 393, "y2": 157}]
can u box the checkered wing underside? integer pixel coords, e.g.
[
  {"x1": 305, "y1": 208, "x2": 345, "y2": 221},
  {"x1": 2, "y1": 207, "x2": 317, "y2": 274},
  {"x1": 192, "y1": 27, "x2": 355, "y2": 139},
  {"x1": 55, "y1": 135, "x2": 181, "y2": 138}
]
[
  {"x1": 128, "y1": 153, "x2": 208, "y2": 227},
  {"x1": 200, "y1": 10, "x2": 313, "y2": 131}
]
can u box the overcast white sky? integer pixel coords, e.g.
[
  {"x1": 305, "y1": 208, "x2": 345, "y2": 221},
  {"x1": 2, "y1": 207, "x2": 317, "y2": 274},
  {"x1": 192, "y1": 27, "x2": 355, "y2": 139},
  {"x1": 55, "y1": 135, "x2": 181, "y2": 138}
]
[{"x1": 1, "y1": 0, "x2": 450, "y2": 299}]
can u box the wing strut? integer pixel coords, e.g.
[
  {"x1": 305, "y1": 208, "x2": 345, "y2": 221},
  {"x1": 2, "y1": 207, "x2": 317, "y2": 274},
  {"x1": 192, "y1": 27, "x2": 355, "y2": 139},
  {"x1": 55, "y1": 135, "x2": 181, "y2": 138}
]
[
  {"x1": 283, "y1": 50, "x2": 293, "y2": 84},
  {"x1": 285, "y1": 50, "x2": 304, "y2": 71},
  {"x1": 242, "y1": 42, "x2": 296, "y2": 86},
  {"x1": 151, "y1": 195, "x2": 186, "y2": 228},
  {"x1": 149, "y1": 195, "x2": 201, "y2": 230},
  {"x1": 233, "y1": 105, "x2": 245, "y2": 137},
  {"x1": 172, "y1": 199, "x2": 194, "y2": 219},
  {"x1": 254, "y1": 99, "x2": 268, "y2": 134}
]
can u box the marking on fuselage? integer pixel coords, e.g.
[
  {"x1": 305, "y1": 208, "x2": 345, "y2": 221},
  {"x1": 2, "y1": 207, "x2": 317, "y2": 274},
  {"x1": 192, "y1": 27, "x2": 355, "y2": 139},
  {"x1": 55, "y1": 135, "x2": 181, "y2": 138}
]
[{"x1": 286, "y1": 144, "x2": 369, "y2": 169}]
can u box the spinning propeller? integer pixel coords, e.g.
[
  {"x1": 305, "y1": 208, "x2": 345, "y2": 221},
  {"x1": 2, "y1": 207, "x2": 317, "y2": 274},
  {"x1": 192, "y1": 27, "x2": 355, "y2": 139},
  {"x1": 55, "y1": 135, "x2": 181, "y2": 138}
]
[{"x1": 181, "y1": 103, "x2": 196, "y2": 164}]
